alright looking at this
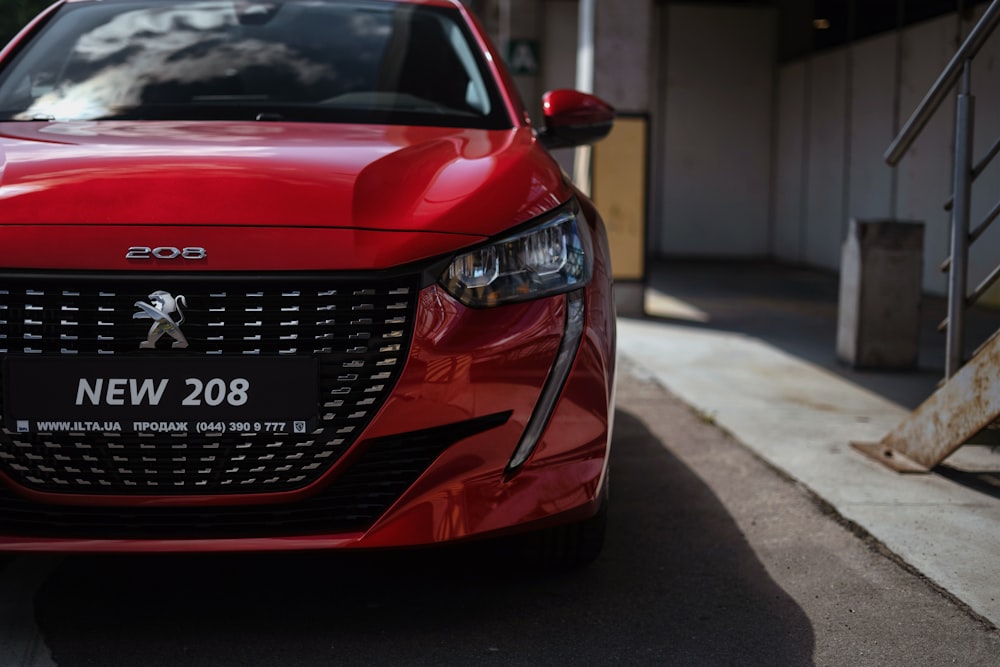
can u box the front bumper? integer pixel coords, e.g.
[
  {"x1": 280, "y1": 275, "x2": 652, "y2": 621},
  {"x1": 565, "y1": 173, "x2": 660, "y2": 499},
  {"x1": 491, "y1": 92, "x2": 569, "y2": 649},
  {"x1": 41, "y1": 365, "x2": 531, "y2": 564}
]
[{"x1": 0, "y1": 270, "x2": 615, "y2": 551}]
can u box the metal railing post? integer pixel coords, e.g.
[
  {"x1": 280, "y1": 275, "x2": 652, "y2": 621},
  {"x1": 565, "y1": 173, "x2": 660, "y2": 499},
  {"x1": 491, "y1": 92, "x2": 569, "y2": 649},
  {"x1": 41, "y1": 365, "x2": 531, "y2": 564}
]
[
  {"x1": 885, "y1": 0, "x2": 1000, "y2": 166},
  {"x1": 858, "y1": 2, "x2": 1000, "y2": 474},
  {"x1": 946, "y1": 61, "x2": 974, "y2": 378}
]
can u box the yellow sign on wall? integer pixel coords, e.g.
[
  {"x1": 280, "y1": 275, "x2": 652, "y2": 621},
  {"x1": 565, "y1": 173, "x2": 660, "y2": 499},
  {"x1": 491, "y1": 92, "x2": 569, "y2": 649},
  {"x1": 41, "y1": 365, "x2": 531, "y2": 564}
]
[{"x1": 591, "y1": 116, "x2": 647, "y2": 282}]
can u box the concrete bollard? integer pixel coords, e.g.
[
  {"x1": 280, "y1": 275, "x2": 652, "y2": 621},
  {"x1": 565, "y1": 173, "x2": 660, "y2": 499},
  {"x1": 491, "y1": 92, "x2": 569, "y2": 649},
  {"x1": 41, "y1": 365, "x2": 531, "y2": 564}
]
[{"x1": 836, "y1": 219, "x2": 925, "y2": 369}]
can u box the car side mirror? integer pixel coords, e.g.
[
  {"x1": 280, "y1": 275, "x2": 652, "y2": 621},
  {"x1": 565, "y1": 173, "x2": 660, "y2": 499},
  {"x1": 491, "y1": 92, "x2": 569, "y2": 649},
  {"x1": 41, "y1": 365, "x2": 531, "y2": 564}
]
[{"x1": 538, "y1": 89, "x2": 615, "y2": 149}]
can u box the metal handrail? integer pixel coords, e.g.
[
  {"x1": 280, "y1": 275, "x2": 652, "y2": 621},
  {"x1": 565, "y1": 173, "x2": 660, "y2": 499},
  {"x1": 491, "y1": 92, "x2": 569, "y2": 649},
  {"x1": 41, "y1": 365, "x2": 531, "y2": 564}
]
[
  {"x1": 939, "y1": 196, "x2": 1000, "y2": 271},
  {"x1": 885, "y1": 0, "x2": 1000, "y2": 379},
  {"x1": 945, "y1": 63, "x2": 974, "y2": 378},
  {"x1": 971, "y1": 264, "x2": 1000, "y2": 304},
  {"x1": 970, "y1": 200, "x2": 1000, "y2": 244},
  {"x1": 943, "y1": 133, "x2": 1000, "y2": 211},
  {"x1": 885, "y1": 0, "x2": 1000, "y2": 166}
]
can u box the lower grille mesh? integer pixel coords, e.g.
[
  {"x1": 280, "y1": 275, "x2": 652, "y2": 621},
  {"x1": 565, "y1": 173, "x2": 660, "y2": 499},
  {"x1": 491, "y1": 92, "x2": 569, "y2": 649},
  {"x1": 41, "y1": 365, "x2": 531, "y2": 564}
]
[
  {"x1": 0, "y1": 413, "x2": 510, "y2": 539},
  {"x1": 0, "y1": 273, "x2": 420, "y2": 494}
]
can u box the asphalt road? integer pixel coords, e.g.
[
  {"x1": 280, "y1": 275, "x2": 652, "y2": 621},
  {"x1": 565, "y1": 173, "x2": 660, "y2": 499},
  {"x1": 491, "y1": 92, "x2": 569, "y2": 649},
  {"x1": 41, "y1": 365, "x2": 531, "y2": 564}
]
[{"x1": 1, "y1": 367, "x2": 998, "y2": 666}]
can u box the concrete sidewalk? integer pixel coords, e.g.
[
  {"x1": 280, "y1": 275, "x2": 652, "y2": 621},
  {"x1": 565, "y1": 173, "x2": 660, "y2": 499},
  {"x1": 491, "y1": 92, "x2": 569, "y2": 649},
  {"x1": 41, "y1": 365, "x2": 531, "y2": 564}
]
[{"x1": 616, "y1": 261, "x2": 1000, "y2": 628}]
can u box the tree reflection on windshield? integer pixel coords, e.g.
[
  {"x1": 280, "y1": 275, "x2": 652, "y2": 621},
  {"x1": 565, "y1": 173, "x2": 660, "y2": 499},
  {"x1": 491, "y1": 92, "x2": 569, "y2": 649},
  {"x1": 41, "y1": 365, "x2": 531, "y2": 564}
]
[{"x1": 0, "y1": 0, "x2": 506, "y2": 129}]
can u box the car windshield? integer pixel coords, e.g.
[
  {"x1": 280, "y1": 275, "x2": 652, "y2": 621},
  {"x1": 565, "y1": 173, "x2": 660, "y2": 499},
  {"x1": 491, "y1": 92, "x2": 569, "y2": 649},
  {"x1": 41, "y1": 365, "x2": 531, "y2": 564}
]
[{"x1": 0, "y1": 0, "x2": 511, "y2": 128}]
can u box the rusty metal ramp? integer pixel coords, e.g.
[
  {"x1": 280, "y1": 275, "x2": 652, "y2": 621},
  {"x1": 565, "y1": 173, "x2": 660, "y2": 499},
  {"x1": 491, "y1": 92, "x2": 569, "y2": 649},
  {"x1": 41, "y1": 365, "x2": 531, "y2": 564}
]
[{"x1": 854, "y1": 331, "x2": 1000, "y2": 473}]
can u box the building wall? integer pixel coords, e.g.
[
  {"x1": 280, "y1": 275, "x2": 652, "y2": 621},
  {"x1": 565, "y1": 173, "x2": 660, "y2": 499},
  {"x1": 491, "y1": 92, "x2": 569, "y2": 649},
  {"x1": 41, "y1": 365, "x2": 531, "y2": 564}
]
[
  {"x1": 477, "y1": 0, "x2": 1000, "y2": 304},
  {"x1": 895, "y1": 15, "x2": 956, "y2": 295},
  {"x1": 773, "y1": 11, "x2": 1000, "y2": 300},
  {"x1": 773, "y1": 61, "x2": 806, "y2": 260},
  {"x1": 541, "y1": 1, "x2": 577, "y2": 94},
  {"x1": 804, "y1": 48, "x2": 848, "y2": 270},
  {"x1": 652, "y1": 4, "x2": 776, "y2": 258},
  {"x1": 593, "y1": 0, "x2": 651, "y2": 113},
  {"x1": 848, "y1": 34, "x2": 896, "y2": 224}
]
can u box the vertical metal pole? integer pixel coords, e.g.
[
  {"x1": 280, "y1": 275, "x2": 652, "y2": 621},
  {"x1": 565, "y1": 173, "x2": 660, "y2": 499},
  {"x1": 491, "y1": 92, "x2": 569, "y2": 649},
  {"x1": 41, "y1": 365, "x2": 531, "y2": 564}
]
[
  {"x1": 498, "y1": 0, "x2": 511, "y2": 63},
  {"x1": 947, "y1": 60, "x2": 974, "y2": 378},
  {"x1": 573, "y1": 0, "x2": 595, "y2": 195},
  {"x1": 575, "y1": 0, "x2": 595, "y2": 94}
]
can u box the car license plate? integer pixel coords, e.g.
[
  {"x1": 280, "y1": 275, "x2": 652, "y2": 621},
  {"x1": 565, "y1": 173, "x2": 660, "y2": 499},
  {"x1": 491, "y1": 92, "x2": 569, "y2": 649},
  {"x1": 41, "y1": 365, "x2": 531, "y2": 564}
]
[{"x1": 3, "y1": 356, "x2": 318, "y2": 435}]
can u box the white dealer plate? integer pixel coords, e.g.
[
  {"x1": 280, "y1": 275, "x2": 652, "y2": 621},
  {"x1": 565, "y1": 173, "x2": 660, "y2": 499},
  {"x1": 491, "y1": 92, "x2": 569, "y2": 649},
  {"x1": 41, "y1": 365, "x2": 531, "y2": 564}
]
[{"x1": 3, "y1": 356, "x2": 318, "y2": 434}]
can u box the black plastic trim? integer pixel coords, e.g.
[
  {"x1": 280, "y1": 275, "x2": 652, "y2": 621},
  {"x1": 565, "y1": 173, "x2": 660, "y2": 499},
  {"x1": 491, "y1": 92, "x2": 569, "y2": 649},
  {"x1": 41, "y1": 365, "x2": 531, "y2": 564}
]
[{"x1": 0, "y1": 411, "x2": 512, "y2": 540}]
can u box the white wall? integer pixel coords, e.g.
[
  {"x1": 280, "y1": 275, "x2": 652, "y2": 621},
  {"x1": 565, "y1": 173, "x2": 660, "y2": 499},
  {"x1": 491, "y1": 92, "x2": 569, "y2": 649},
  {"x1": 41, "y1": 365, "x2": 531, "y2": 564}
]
[
  {"x1": 895, "y1": 15, "x2": 956, "y2": 294},
  {"x1": 848, "y1": 33, "x2": 896, "y2": 222},
  {"x1": 804, "y1": 49, "x2": 848, "y2": 270},
  {"x1": 654, "y1": 4, "x2": 776, "y2": 257},
  {"x1": 774, "y1": 13, "x2": 965, "y2": 295},
  {"x1": 773, "y1": 62, "x2": 806, "y2": 261}
]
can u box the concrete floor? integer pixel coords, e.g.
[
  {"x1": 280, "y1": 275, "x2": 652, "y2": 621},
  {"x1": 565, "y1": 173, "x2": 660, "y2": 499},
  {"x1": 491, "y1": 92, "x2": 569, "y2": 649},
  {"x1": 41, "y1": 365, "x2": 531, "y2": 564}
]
[
  {"x1": 642, "y1": 260, "x2": 1000, "y2": 410},
  {"x1": 618, "y1": 259, "x2": 1000, "y2": 628}
]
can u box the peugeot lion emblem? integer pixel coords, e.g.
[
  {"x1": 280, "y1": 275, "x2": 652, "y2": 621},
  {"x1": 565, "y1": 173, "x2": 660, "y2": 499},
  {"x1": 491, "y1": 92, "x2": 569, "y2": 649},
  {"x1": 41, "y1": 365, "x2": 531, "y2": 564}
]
[{"x1": 133, "y1": 290, "x2": 189, "y2": 349}]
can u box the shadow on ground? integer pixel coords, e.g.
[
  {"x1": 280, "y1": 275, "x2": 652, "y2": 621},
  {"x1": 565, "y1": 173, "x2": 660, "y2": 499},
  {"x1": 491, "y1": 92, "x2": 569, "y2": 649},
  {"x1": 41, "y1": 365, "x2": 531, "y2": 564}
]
[{"x1": 32, "y1": 409, "x2": 814, "y2": 666}]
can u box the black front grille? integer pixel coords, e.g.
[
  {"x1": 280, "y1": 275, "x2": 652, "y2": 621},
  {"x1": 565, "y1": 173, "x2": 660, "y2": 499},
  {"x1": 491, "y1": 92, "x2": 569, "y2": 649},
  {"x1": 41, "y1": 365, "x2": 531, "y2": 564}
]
[
  {"x1": 0, "y1": 412, "x2": 510, "y2": 539},
  {"x1": 0, "y1": 273, "x2": 420, "y2": 495}
]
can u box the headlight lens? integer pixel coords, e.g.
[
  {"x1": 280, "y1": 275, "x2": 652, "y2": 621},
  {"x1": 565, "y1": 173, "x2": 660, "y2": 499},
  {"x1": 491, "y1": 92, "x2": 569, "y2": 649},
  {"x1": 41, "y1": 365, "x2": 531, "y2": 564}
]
[{"x1": 440, "y1": 202, "x2": 593, "y2": 307}]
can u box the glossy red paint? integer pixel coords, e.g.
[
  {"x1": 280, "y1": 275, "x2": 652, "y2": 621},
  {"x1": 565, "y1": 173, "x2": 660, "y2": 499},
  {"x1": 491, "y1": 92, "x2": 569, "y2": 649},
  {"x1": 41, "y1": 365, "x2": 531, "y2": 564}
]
[
  {"x1": 0, "y1": 225, "x2": 485, "y2": 271},
  {"x1": 0, "y1": 260, "x2": 614, "y2": 550},
  {"x1": 0, "y1": 123, "x2": 568, "y2": 238},
  {"x1": 542, "y1": 90, "x2": 616, "y2": 129},
  {"x1": 364, "y1": 215, "x2": 616, "y2": 548},
  {"x1": 0, "y1": 289, "x2": 568, "y2": 509},
  {"x1": 0, "y1": 0, "x2": 617, "y2": 554}
]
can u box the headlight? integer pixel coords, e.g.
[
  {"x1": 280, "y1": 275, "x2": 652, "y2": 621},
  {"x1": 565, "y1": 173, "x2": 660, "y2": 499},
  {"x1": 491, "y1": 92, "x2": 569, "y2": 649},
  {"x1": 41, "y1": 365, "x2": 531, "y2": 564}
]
[{"x1": 440, "y1": 202, "x2": 593, "y2": 307}]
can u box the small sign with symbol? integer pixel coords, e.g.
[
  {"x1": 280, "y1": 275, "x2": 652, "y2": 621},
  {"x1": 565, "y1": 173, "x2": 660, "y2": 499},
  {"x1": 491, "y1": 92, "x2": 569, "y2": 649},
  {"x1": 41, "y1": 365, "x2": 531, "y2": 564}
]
[{"x1": 506, "y1": 39, "x2": 540, "y2": 76}]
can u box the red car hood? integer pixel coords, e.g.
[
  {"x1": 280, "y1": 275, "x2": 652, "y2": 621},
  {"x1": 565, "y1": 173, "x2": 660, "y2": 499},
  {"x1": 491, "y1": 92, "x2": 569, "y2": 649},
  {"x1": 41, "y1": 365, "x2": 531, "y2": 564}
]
[{"x1": 0, "y1": 121, "x2": 569, "y2": 235}]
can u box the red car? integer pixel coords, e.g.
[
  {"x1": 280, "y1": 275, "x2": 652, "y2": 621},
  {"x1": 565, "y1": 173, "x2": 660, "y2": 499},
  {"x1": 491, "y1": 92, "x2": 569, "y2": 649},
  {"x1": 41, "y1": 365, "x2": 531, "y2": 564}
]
[{"x1": 0, "y1": 0, "x2": 616, "y2": 565}]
